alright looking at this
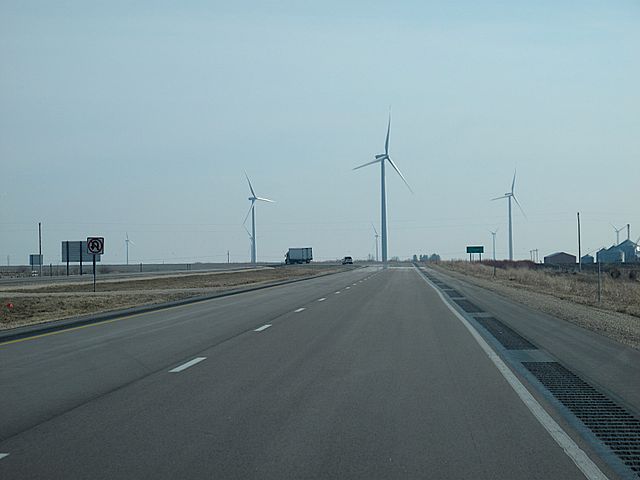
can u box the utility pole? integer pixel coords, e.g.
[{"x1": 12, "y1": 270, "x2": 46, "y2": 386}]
[
  {"x1": 227, "y1": 250, "x2": 230, "y2": 264},
  {"x1": 597, "y1": 259, "x2": 602, "y2": 304},
  {"x1": 577, "y1": 212, "x2": 582, "y2": 272},
  {"x1": 38, "y1": 222, "x2": 42, "y2": 277},
  {"x1": 628, "y1": 224, "x2": 631, "y2": 241}
]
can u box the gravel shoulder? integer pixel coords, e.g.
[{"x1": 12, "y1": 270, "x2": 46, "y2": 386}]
[
  {"x1": 0, "y1": 265, "x2": 349, "y2": 331},
  {"x1": 432, "y1": 263, "x2": 640, "y2": 350}
]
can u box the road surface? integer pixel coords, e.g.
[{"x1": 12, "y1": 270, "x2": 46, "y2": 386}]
[{"x1": 0, "y1": 266, "x2": 635, "y2": 479}]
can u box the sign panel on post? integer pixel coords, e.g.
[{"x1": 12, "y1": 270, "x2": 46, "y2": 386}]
[
  {"x1": 466, "y1": 246, "x2": 484, "y2": 254},
  {"x1": 29, "y1": 254, "x2": 43, "y2": 266},
  {"x1": 87, "y1": 237, "x2": 104, "y2": 293},
  {"x1": 87, "y1": 237, "x2": 105, "y2": 255},
  {"x1": 62, "y1": 242, "x2": 101, "y2": 262}
]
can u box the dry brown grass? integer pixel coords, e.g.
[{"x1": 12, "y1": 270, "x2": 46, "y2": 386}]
[
  {"x1": 0, "y1": 265, "x2": 347, "y2": 330},
  {"x1": 440, "y1": 261, "x2": 640, "y2": 318}
]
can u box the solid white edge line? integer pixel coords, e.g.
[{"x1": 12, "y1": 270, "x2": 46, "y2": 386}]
[
  {"x1": 318, "y1": 298, "x2": 326, "y2": 302},
  {"x1": 0, "y1": 453, "x2": 9, "y2": 460},
  {"x1": 169, "y1": 357, "x2": 207, "y2": 373},
  {"x1": 254, "y1": 324, "x2": 272, "y2": 332},
  {"x1": 294, "y1": 308, "x2": 305, "y2": 313},
  {"x1": 414, "y1": 267, "x2": 609, "y2": 480}
]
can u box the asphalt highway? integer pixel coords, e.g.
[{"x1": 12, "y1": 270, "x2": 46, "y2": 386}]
[{"x1": 0, "y1": 266, "x2": 625, "y2": 479}]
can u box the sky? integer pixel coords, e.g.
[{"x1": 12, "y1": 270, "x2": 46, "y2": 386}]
[{"x1": 1, "y1": 1, "x2": 639, "y2": 264}]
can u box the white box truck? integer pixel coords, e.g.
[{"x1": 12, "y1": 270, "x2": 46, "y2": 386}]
[{"x1": 285, "y1": 247, "x2": 313, "y2": 264}]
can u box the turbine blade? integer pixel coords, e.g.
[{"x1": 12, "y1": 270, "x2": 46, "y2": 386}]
[
  {"x1": 243, "y1": 224, "x2": 253, "y2": 239},
  {"x1": 244, "y1": 171, "x2": 256, "y2": 198},
  {"x1": 384, "y1": 110, "x2": 391, "y2": 155},
  {"x1": 129, "y1": 240, "x2": 136, "y2": 246},
  {"x1": 491, "y1": 195, "x2": 508, "y2": 201},
  {"x1": 256, "y1": 196, "x2": 275, "y2": 203},
  {"x1": 511, "y1": 170, "x2": 517, "y2": 194},
  {"x1": 513, "y1": 195, "x2": 527, "y2": 218},
  {"x1": 387, "y1": 157, "x2": 413, "y2": 193},
  {"x1": 242, "y1": 202, "x2": 254, "y2": 225},
  {"x1": 372, "y1": 223, "x2": 378, "y2": 235},
  {"x1": 353, "y1": 158, "x2": 382, "y2": 170}
]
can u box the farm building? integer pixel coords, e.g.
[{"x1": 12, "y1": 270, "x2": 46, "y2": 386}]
[
  {"x1": 544, "y1": 252, "x2": 576, "y2": 265},
  {"x1": 596, "y1": 240, "x2": 640, "y2": 264},
  {"x1": 580, "y1": 254, "x2": 594, "y2": 264}
]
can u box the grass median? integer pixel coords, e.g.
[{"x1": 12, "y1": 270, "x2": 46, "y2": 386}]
[{"x1": 0, "y1": 265, "x2": 349, "y2": 331}]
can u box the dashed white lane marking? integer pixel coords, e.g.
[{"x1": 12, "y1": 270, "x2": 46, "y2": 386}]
[
  {"x1": 294, "y1": 308, "x2": 306, "y2": 313},
  {"x1": 318, "y1": 298, "x2": 326, "y2": 302},
  {"x1": 169, "y1": 357, "x2": 207, "y2": 373},
  {"x1": 0, "y1": 453, "x2": 9, "y2": 460},
  {"x1": 414, "y1": 267, "x2": 609, "y2": 480},
  {"x1": 352, "y1": 283, "x2": 357, "y2": 286},
  {"x1": 254, "y1": 324, "x2": 272, "y2": 332},
  {"x1": 345, "y1": 286, "x2": 350, "y2": 290},
  {"x1": 335, "y1": 291, "x2": 341, "y2": 294}
]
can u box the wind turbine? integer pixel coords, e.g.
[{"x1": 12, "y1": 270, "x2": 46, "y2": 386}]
[
  {"x1": 125, "y1": 232, "x2": 135, "y2": 265},
  {"x1": 489, "y1": 228, "x2": 499, "y2": 261},
  {"x1": 492, "y1": 171, "x2": 525, "y2": 261},
  {"x1": 242, "y1": 224, "x2": 254, "y2": 261},
  {"x1": 243, "y1": 173, "x2": 274, "y2": 264},
  {"x1": 372, "y1": 223, "x2": 380, "y2": 262},
  {"x1": 353, "y1": 110, "x2": 412, "y2": 266},
  {"x1": 611, "y1": 224, "x2": 625, "y2": 245}
]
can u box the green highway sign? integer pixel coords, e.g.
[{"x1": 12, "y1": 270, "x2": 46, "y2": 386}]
[{"x1": 466, "y1": 246, "x2": 484, "y2": 254}]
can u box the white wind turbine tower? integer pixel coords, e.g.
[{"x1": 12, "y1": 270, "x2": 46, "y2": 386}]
[
  {"x1": 125, "y1": 232, "x2": 135, "y2": 265},
  {"x1": 490, "y1": 228, "x2": 499, "y2": 261},
  {"x1": 353, "y1": 110, "x2": 412, "y2": 267},
  {"x1": 243, "y1": 173, "x2": 274, "y2": 264},
  {"x1": 492, "y1": 171, "x2": 525, "y2": 261},
  {"x1": 372, "y1": 223, "x2": 380, "y2": 262}
]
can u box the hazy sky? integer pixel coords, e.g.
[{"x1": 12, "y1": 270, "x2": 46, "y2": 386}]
[{"x1": 1, "y1": 1, "x2": 639, "y2": 264}]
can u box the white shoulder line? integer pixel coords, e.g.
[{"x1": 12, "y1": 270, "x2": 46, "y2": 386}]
[
  {"x1": 0, "y1": 453, "x2": 9, "y2": 460},
  {"x1": 413, "y1": 267, "x2": 609, "y2": 480}
]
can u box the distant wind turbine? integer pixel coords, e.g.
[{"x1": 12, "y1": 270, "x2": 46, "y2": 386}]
[
  {"x1": 372, "y1": 223, "x2": 380, "y2": 262},
  {"x1": 489, "y1": 228, "x2": 499, "y2": 261},
  {"x1": 611, "y1": 224, "x2": 625, "y2": 246},
  {"x1": 492, "y1": 171, "x2": 525, "y2": 261},
  {"x1": 243, "y1": 173, "x2": 274, "y2": 264},
  {"x1": 125, "y1": 232, "x2": 135, "y2": 265},
  {"x1": 353, "y1": 110, "x2": 412, "y2": 266},
  {"x1": 242, "y1": 224, "x2": 253, "y2": 261}
]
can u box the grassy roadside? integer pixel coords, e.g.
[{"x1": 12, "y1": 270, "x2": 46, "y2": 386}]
[
  {"x1": 430, "y1": 261, "x2": 640, "y2": 349},
  {"x1": 0, "y1": 265, "x2": 348, "y2": 330},
  {"x1": 438, "y1": 261, "x2": 640, "y2": 318}
]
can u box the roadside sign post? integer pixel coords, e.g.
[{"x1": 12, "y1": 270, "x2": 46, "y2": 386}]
[
  {"x1": 466, "y1": 245, "x2": 484, "y2": 262},
  {"x1": 87, "y1": 237, "x2": 104, "y2": 293}
]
